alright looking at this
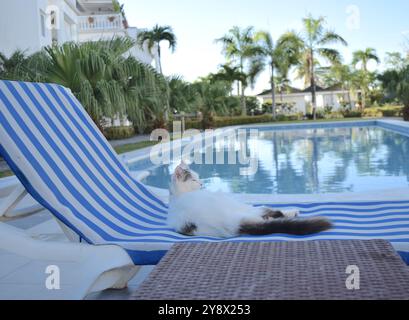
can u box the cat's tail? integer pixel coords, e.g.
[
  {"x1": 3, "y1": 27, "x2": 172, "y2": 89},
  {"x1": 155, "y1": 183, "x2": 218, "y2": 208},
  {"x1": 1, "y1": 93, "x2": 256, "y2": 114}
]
[{"x1": 239, "y1": 217, "x2": 333, "y2": 236}]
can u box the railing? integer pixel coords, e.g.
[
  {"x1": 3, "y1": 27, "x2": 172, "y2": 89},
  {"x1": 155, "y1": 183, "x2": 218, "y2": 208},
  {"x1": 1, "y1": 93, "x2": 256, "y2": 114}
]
[{"x1": 78, "y1": 14, "x2": 123, "y2": 32}]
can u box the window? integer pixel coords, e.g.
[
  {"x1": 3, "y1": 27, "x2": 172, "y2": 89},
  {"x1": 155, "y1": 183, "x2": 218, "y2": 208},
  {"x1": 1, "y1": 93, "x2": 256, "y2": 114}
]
[{"x1": 40, "y1": 12, "x2": 46, "y2": 37}]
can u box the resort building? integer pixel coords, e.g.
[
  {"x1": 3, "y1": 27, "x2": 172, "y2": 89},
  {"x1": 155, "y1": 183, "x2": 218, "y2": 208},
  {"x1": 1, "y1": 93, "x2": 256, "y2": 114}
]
[
  {"x1": 0, "y1": 0, "x2": 158, "y2": 69},
  {"x1": 257, "y1": 85, "x2": 360, "y2": 114}
]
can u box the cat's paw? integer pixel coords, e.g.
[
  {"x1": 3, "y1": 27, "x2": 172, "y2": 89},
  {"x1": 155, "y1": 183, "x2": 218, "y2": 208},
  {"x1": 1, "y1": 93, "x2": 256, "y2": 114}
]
[{"x1": 283, "y1": 209, "x2": 300, "y2": 219}]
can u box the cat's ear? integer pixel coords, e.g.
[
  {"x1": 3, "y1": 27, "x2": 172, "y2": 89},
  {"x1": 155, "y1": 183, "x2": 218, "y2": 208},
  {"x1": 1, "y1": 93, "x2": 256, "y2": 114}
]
[{"x1": 174, "y1": 165, "x2": 184, "y2": 180}]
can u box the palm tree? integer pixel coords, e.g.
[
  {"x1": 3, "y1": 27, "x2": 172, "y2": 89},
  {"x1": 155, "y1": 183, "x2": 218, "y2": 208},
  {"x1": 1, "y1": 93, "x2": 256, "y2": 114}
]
[
  {"x1": 168, "y1": 76, "x2": 198, "y2": 113},
  {"x1": 211, "y1": 64, "x2": 247, "y2": 96},
  {"x1": 290, "y1": 15, "x2": 348, "y2": 119},
  {"x1": 352, "y1": 48, "x2": 380, "y2": 109},
  {"x1": 322, "y1": 63, "x2": 354, "y2": 107},
  {"x1": 216, "y1": 26, "x2": 261, "y2": 115},
  {"x1": 137, "y1": 24, "x2": 177, "y2": 75},
  {"x1": 275, "y1": 74, "x2": 291, "y2": 103},
  {"x1": 254, "y1": 31, "x2": 302, "y2": 119},
  {"x1": 192, "y1": 79, "x2": 232, "y2": 128}
]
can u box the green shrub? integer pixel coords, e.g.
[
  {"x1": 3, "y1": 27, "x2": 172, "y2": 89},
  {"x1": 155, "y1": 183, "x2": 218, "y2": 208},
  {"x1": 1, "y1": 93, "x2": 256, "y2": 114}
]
[
  {"x1": 213, "y1": 115, "x2": 273, "y2": 128},
  {"x1": 184, "y1": 120, "x2": 203, "y2": 130},
  {"x1": 362, "y1": 108, "x2": 383, "y2": 118},
  {"x1": 246, "y1": 96, "x2": 262, "y2": 115},
  {"x1": 404, "y1": 106, "x2": 409, "y2": 121},
  {"x1": 375, "y1": 105, "x2": 403, "y2": 117},
  {"x1": 276, "y1": 114, "x2": 304, "y2": 122},
  {"x1": 103, "y1": 126, "x2": 135, "y2": 140},
  {"x1": 325, "y1": 112, "x2": 344, "y2": 119},
  {"x1": 324, "y1": 105, "x2": 333, "y2": 114},
  {"x1": 306, "y1": 111, "x2": 325, "y2": 120},
  {"x1": 168, "y1": 116, "x2": 268, "y2": 131},
  {"x1": 343, "y1": 110, "x2": 362, "y2": 118}
]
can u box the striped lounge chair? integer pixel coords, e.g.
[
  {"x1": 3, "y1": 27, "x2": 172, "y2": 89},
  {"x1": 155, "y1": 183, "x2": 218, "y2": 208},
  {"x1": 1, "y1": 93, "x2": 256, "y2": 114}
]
[{"x1": 1, "y1": 79, "x2": 409, "y2": 269}]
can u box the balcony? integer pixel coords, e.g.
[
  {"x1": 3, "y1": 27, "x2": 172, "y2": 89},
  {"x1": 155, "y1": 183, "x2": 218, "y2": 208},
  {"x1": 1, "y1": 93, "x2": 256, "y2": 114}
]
[{"x1": 78, "y1": 14, "x2": 123, "y2": 32}]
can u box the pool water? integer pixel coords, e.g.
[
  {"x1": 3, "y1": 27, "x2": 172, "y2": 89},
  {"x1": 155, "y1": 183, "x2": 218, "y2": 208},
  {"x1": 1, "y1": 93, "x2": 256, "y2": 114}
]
[{"x1": 130, "y1": 126, "x2": 409, "y2": 194}]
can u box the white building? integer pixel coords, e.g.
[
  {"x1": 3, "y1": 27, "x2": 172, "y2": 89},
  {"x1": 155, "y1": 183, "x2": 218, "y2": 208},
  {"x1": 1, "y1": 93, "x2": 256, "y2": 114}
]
[
  {"x1": 0, "y1": 0, "x2": 157, "y2": 68},
  {"x1": 257, "y1": 85, "x2": 360, "y2": 115}
]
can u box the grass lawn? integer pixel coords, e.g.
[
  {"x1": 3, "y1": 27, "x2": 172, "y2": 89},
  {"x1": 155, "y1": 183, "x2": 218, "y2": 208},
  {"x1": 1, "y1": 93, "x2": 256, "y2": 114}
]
[
  {"x1": 113, "y1": 140, "x2": 159, "y2": 154},
  {"x1": 0, "y1": 170, "x2": 14, "y2": 178}
]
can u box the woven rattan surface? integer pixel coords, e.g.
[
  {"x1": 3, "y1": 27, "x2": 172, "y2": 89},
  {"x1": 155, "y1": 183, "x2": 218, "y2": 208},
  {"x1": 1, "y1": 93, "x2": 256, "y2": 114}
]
[{"x1": 132, "y1": 240, "x2": 409, "y2": 300}]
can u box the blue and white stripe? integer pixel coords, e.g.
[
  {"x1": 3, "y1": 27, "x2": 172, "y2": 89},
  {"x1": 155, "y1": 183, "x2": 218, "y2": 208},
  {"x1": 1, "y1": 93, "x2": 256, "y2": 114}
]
[{"x1": 1, "y1": 80, "x2": 409, "y2": 265}]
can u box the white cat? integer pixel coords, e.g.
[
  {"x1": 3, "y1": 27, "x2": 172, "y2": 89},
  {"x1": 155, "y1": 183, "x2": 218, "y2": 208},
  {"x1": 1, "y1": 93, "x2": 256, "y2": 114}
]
[{"x1": 167, "y1": 162, "x2": 332, "y2": 238}]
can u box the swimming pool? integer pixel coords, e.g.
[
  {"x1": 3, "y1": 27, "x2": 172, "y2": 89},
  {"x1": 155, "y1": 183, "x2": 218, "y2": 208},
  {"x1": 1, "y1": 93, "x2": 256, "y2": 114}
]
[{"x1": 128, "y1": 121, "x2": 409, "y2": 195}]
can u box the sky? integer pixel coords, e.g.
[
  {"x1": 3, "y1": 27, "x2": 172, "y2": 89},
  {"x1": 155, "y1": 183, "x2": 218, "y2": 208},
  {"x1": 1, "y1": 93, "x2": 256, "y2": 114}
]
[{"x1": 124, "y1": 0, "x2": 409, "y2": 94}]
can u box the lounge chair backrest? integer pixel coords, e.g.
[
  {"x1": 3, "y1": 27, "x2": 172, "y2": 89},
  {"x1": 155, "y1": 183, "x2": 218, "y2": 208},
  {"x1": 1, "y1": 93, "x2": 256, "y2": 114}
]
[{"x1": 0, "y1": 80, "x2": 167, "y2": 244}]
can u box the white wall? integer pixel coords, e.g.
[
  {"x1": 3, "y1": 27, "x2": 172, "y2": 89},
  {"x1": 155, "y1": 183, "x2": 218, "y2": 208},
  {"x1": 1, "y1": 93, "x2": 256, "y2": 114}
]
[
  {"x1": 0, "y1": 0, "x2": 158, "y2": 71},
  {"x1": 126, "y1": 27, "x2": 155, "y2": 66},
  {"x1": 49, "y1": 0, "x2": 79, "y2": 44},
  {"x1": 0, "y1": 0, "x2": 51, "y2": 57},
  {"x1": 259, "y1": 91, "x2": 354, "y2": 114}
]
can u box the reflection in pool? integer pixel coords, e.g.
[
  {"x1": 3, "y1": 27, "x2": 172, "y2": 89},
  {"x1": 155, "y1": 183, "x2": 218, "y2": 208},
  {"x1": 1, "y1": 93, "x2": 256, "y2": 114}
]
[{"x1": 130, "y1": 126, "x2": 409, "y2": 194}]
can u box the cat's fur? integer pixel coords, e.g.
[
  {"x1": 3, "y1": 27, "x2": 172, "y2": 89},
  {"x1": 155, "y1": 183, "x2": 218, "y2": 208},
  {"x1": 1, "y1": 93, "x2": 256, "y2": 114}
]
[{"x1": 168, "y1": 163, "x2": 332, "y2": 238}]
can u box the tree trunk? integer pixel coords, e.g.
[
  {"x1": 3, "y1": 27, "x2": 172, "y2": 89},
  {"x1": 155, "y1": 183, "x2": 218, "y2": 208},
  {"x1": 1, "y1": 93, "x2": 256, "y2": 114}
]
[
  {"x1": 157, "y1": 45, "x2": 169, "y2": 121},
  {"x1": 361, "y1": 88, "x2": 366, "y2": 111},
  {"x1": 271, "y1": 63, "x2": 276, "y2": 120},
  {"x1": 239, "y1": 58, "x2": 246, "y2": 116},
  {"x1": 241, "y1": 82, "x2": 246, "y2": 116},
  {"x1": 361, "y1": 62, "x2": 368, "y2": 111},
  {"x1": 157, "y1": 45, "x2": 163, "y2": 75},
  {"x1": 347, "y1": 86, "x2": 352, "y2": 108},
  {"x1": 310, "y1": 50, "x2": 317, "y2": 120}
]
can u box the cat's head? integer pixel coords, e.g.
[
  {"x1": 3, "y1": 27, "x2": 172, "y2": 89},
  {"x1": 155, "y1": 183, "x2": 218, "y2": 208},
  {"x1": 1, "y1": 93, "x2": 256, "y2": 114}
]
[{"x1": 170, "y1": 162, "x2": 203, "y2": 196}]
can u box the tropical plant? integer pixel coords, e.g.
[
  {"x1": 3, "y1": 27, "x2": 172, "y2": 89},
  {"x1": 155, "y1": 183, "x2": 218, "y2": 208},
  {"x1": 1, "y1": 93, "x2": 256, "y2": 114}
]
[
  {"x1": 168, "y1": 76, "x2": 198, "y2": 114},
  {"x1": 0, "y1": 50, "x2": 49, "y2": 82},
  {"x1": 210, "y1": 64, "x2": 246, "y2": 96},
  {"x1": 216, "y1": 26, "x2": 261, "y2": 115},
  {"x1": 379, "y1": 65, "x2": 409, "y2": 120},
  {"x1": 290, "y1": 15, "x2": 348, "y2": 119},
  {"x1": 385, "y1": 52, "x2": 409, "y2": 71},
  {"x1": 253, "y1": 30, "x2": 303, "y2": 119},
  {"x1": 352, "y1": 48, "x2": 380, "y2": 72},
  {"x1": 352, "y1": 48, "x2": 380, "y2": 109},
  {"x1": 45, "y1": 38, "x2": 166, "y2": 133},
  {"x1": 192, "y1": 79, "x2": 235, "y2": 127},
  {"x1": 322, "y1": 63, "x2": 354, "y2": 107},
  {"x1": 137, "y1": 24, "x2": 177, "y2": 75}
]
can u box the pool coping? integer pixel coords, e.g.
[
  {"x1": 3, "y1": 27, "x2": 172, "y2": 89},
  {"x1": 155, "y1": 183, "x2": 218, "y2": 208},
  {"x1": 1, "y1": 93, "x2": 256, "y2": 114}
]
[{"x1": 122, "y1": 119, "x2": 409, "y2": 204}]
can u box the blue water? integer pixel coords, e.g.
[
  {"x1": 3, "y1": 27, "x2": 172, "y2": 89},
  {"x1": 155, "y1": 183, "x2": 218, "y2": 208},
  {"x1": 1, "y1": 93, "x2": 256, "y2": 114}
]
[{"x1": 129, "y1": 126, "x2": 409, "y2": 194}]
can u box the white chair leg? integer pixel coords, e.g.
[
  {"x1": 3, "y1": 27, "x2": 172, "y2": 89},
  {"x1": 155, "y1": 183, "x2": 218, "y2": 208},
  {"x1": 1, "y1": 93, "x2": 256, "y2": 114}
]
[{"x1": 0, "y1": 184, "x2": 27, "y2": 217}]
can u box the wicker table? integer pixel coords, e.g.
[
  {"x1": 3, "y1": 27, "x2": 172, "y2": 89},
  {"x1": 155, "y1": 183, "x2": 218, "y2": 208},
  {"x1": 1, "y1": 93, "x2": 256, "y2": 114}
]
[{"x1": 132, "y1": 240, "x2": 409, "y2": 300}]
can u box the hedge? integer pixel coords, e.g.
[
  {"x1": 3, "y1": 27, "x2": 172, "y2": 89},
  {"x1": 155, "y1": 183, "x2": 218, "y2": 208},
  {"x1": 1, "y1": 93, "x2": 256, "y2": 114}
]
[
  {"x1": 103, "y1": 126, "x2": 135, "y2": 140},
  {"x1": 374, "y1": 105, "x2": 403, "y2": 117},
  {"x1": 182, "y1": 115, "x2": 278, "y2": 131}
]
